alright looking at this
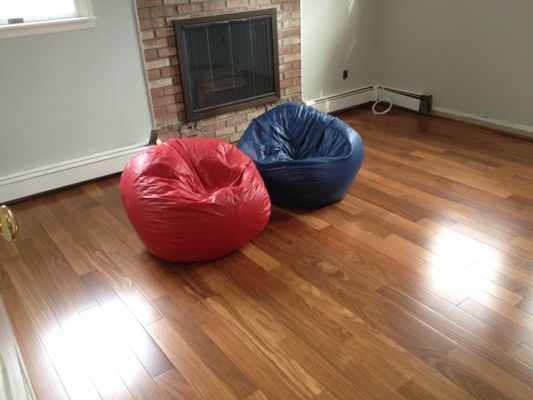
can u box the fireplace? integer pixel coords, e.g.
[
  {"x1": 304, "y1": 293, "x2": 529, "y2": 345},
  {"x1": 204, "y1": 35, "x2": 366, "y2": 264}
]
[
  {"x1": 136, "y1": 0, "x2": 301, "y2": 141},
  {"x1": 173, "y1": 9, "x2": 280, "y2": 121}
]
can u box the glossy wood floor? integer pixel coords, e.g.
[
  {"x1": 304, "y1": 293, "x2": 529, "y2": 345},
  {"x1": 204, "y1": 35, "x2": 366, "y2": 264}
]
[{"x1": 1, "y1": 107, "x2": 533, "y2": 400}]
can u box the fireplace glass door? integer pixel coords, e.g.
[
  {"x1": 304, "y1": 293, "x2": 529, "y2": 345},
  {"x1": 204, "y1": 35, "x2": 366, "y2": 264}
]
[{"x1": 174, "y1": 9, "x2": 280, "y2": 121}]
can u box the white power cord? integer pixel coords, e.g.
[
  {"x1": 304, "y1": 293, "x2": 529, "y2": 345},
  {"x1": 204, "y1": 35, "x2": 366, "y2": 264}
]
[{"x1": 372, "y1": 84, "x2": 393, "y2": 115}]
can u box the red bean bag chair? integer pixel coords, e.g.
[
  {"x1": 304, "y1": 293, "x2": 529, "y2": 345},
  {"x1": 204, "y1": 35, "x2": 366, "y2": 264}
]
[{"x1": 120, "y1": 138, "x2": 271, "y2": 262}]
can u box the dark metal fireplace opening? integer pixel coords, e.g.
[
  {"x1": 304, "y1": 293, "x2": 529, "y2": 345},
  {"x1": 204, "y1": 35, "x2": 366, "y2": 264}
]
[{"x1": 173, "y1": 9, "x2": 280, "y2": 121}]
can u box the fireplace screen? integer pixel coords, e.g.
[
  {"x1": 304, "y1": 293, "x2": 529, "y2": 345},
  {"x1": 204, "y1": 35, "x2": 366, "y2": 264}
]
[{"x1": 174, "y1": 9, "x2": 280, "y2": 121}]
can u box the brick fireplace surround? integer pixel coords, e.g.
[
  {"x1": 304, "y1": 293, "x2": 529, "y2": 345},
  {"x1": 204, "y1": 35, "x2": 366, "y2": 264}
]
[{"x1": 135, "y1": 0, "x2": 302, "y2": 142}]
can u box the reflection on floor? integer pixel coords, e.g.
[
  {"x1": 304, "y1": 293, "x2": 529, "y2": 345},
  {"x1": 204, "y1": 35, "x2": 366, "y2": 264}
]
[{"x1": 1, "y1": 106, "x2": 533, "y2": 400}]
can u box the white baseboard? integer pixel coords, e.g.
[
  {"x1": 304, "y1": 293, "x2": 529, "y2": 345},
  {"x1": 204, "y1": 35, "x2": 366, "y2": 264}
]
[
  {"x1": 433, "y1": 107, "x2": 533, "y2": 139},
  {"x1": 0, "y1": 143, "x2": 150, "y2": 203},
  {"x1": 305, "y1": 86, "x2": 374, "y2": 113}
]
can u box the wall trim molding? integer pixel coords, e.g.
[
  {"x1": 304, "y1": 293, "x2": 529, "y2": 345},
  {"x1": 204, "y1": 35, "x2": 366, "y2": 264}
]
[
  {"x1": 0, "y1": 17, "x2": 96, "y2": 40},
  {"x1": 0, "y1": 143, "x2": 150, "y2": 204},
  {"x1": 433, "y1": 107, "x2": 533, "y2": 140}
]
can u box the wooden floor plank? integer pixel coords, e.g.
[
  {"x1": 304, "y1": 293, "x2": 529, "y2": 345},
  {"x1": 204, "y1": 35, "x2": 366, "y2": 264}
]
[
  {"x1": 151, "y1": 294, "x2": 258, "y2": 398},
  {"x1": 80, "y1": 270, "x2": 174, "y2": 378},
  {"x1": 0, "y1": 267, "x2": 69, "y2": 400}
]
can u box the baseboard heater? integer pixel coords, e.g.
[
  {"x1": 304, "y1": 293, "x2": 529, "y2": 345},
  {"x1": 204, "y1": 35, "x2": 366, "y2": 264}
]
[
  {"x1": 306, "y1": 85, "x2": 432, "y2": 115},
  {"x1": 377, "y1": 86, "x2": 432, "y2": 115},
  {"x1": 306, "y1": 86, "x2": 374, "y2": 114}
]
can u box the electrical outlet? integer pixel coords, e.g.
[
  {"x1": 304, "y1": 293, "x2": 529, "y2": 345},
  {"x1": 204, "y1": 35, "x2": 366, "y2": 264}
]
[
  {"x1": 342, "y1": 70, "x2": 348, "y2": 80},
  {"x1": 8, "y1": 18, "x2": 24, "y2": 24}
]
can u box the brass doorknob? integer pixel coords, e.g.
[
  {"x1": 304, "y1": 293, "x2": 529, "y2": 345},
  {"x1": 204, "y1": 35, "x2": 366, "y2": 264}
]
[{"x1": 0, "y1": 205, "x2": 18, "y2": 242}]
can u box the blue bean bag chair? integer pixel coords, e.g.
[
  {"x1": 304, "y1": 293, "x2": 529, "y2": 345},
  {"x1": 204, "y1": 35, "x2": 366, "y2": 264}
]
[{"x1": 237, "y1": 103, "x2": 364, "y2": 208}]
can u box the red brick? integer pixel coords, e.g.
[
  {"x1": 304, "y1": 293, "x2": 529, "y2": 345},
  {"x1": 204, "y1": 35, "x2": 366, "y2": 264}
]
[
  {"x1": 150, "y1": 88, "x2": 165, "y2": 98},
  {"x1": 227, "y1": 0, "x2": 249, "y2": 8},
  {"x1": 203, "y1": 120, "x2": 226, "y2": 131},
  {"x1": 148, "y1": 69, "x2": 161, "y2": 80},
  {"x1": 215, "y1": 111, "x2": 237, "y2": 120},
  {"x1": 153, "y1": 95, "x2": 175, "y2": 107},
  {"x1": 144, "y1": 49, "x2": 158, "y2": 60},
  {"x1": 141, "y1": 29, "x2": 155, "y2": 40},
  {"x1": 214, "y1": 126, "x2": 236, "y2": 137},
  {"x1": 285, "y1": 85, "x2": 301, "y2": 95},
  {"x1": 143, "y1": 38, "x2": 168, "y2": 49},
  {"x1": 165, "y1": 103, "x2": 180, "y2": 113},
  {"x1": 163, "y1": 0, "x2": 188, "y2": 4},
  {"x1": 282, "y1": 18, "x2": 300, "y2": 29},
  {"x1": 158, "y1": 113, "x2": 179, "y2": 125},
  {"x1": 282, "y1": 1, "x2": 299, "y2": 10},
  {"x1": 138, "y1": 8, "x2": 151, "y2": 19},
  {"x1": 149, "y1": 77, "x2": 173, "y2": 89},
  {"x1": 137, "y1": 0, "x2": 162, "y2": 8},
  {"x1": 283, "y1": 69, "x2": 300, "y2": 79},
  {"x1": 230, "y1": 132, "x2": 243, "y2": 143},
  {"x1": 152, "y1": 6, "x2": 178, "y2": 17},
  {"x1": 246, "y1": 110, "x2": 263, "y2": 119},
  {"x1": 153, "y1": 107, "x2": 166, "y2": 117},
  {"x1": 202, "y1": 1, "x2": 226, "y2": 11},
  {"x1": 225, "y1": 115, "x2": 247, "y2": 126},
  {"x1": 146, "y1": 58, "x2": 170, "y2": 69},
  {"x1": 235, "y1": 122, "x2": 249, "y2": 132},
  {"x1": 281, "y1": 36, "x2": 300, "y2": 46},
  {"x1": 139, "y1": 17, "x2": 165, "y2": 29},
  {"x1": 158, "y1": 47, "x2": 177, "y2": 57},
  {"x1": 280, "y1": 27, "x2": 300, "y2": 38},
  {"x1": 177, "y1": 4, "x2": 203, "y2": 14},
  {"x1": 180, "y1": 125, "x2": 201, "y2": 136},
  {"x1": 280, "y1": 79, "x2": 291, "y2": 89},
  {"x1": 160, "y1": 66, "x2": 178, "y2": 77},
  {"x1": 250, "y1": 0, "x2": 270, "y2": 6},
  {"x1": 278, "y1": 62, "x2": 291, "y2": 72},
  {"x1": 155, "y1": 27, "x2": 174, "y2": 37},
  {"x1": 279, "y1": 11, "x2": 292, "y2": 20},
  {"x1": 163, "y1": 85, "x2": 180, "y2": 95}
]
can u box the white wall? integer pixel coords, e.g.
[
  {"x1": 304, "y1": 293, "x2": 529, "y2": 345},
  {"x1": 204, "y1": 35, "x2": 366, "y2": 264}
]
[
  {"x1": 377, "y1": 0, "x2": 533, "y2": 127},
  {"x1": 301, "y1": 0, "x2": 380, "y2": 102},
  {"x1": 0, "y1": 0, "x2": 153, "y2": 177}
]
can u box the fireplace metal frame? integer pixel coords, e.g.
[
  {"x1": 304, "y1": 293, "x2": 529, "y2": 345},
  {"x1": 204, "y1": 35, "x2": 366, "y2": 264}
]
[{"x1": 173, "y1": 8, "x2": 280, "y2": 121}]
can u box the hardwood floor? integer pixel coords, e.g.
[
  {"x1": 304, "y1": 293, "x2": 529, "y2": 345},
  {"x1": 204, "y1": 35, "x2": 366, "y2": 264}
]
[{"x1": 1, "y1": 107, "x2": 533, "y2": 399}]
